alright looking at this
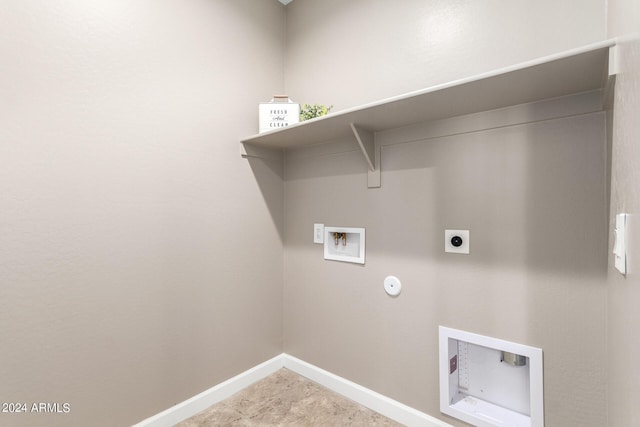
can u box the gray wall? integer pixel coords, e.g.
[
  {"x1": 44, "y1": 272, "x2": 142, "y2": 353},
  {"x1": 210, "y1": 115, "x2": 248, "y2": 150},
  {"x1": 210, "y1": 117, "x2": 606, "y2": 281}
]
[
  {"x1": 284, "y1": 101, "x2": 608, "y2": 427},
  {"x1": 285, "y1": 0, "x2": 605, "y2": 110},
  {"x1": 606, "y1": 0, "x2": 640, "y2": 425},
  {"x1": 283, "y1": 0, "x2": 611, "y2": 426},
  {"x1": 3, "y1": 1, "x2": 639, "y2": 426},
  {"x1": 0, "y1": 1, "x2": 285, "y2": 426}
]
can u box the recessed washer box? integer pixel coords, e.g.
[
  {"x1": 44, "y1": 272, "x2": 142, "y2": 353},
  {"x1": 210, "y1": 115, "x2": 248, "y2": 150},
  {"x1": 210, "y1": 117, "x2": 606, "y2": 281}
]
[
  {"x1": 324, "y1": 227, "x2": 365, "y2": 264},
  {"x1": 439, "y1": 326, "x2": 544, "y2": 427}
]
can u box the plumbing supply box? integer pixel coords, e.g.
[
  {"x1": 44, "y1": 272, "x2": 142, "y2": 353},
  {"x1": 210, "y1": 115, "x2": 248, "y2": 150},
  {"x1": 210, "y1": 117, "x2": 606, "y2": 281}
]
[{"x1": 324, "y1": 227, "x2": 365, "y2": 264}]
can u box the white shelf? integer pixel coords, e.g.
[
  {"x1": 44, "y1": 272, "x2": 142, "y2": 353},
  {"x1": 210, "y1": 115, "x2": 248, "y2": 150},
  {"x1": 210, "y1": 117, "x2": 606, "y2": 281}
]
[{"x1": 241, "y1": 40, "x2": 616, "y2": 187}]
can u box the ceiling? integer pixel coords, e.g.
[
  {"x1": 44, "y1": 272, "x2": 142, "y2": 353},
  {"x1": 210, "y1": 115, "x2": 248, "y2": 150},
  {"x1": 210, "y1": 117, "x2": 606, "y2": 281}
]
[{"x1": 278, "y1": 0, "x2": 294, "y2": 5}]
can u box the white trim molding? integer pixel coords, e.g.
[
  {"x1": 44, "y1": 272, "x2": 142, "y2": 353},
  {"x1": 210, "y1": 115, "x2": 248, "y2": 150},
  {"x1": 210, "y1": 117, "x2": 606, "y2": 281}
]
[
  {"x1": 133, "y1": 353, "x2": 452, "y2": 427},
  {"x1": 132, "y1": 355, "x2": 283, "y2": 427},
  {"x1": 282, "y1": 354, "x2": 452, "y2": 427}
]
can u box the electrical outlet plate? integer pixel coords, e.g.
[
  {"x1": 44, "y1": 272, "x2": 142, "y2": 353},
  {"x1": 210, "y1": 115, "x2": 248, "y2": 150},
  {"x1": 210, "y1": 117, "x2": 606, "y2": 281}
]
[
  {"x1": 445, "y1": 229, "x2": 470, "y2": 254},
  {"x1": 614, "y1": 213, "x2": 627, "y2": 275},
  {"x1": 314, "y1": 224, "x2": 324, "y2": 244}
]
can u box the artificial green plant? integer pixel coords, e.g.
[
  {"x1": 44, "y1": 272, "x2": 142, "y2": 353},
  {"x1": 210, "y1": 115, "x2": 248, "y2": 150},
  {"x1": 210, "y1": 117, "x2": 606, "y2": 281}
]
[{"x1": 299, "y1": 103, "x2": 333, "y2": 121}]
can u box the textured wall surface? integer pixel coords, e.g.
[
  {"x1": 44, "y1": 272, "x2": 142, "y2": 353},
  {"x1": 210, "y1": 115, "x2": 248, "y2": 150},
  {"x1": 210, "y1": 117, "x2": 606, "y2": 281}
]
[
  {"x1": 0, "y1": 1, "x2": 285, "y2": 426},
  {"x1": 285, "y1": 0, "x2": 605, "y2": 110},
  {"x1": 606, "y1": 0, "x2": 640, "y2": 425},
  {"x1": 284, "y1": 110, "x2": 608, "y2": 426},
  {"x1": 3, "y1": 1, "x2": 639, "y2": 426},
  {"x1": 283, "y1": 0, "x2": 609, "y2": 426}
]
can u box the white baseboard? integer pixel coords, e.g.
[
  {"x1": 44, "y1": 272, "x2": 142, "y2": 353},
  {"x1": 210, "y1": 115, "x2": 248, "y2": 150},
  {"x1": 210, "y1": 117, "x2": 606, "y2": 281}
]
[
  {"x1": 282, "y1": 354, "x2": 451, "y2": 427},
  {"x1": 133, "y1": 353, "x2": 452, "y2": 427},
  {"x1": 132, "y1": 354, "x2": 284, "y2": 427}
]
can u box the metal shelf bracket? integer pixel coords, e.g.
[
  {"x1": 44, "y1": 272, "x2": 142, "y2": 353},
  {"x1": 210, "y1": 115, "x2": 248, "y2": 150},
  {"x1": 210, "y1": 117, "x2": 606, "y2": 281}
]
[{"x1": 350, "y1": 123, "x2": 381, "y2": 188}]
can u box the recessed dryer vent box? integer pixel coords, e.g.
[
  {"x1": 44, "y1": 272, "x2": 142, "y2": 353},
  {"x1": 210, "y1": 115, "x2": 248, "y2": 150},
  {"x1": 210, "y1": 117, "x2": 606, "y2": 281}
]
[
  {"x1": 439, "y1": 326, "x2": 543, "y2": 427},
  {"x1": 324, "y1": 227, "x2": 365, "y2": 264}
]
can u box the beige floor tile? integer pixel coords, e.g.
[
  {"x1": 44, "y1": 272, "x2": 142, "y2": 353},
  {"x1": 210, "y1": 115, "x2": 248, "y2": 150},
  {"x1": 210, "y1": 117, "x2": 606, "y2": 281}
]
[{"x1": 175, "y1": 368, "x2": 404, "y2": 426}]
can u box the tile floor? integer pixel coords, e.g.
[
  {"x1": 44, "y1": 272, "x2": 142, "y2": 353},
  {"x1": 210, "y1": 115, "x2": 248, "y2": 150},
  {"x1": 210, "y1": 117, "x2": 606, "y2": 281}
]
[{"x1": 175, "y1": 368, "x2": 404, "y2": 426}]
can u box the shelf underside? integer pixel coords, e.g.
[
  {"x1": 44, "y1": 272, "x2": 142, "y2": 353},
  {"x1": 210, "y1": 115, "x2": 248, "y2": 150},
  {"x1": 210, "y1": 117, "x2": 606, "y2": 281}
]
[{"x1": 241, "y1": 42, "x2": 613, "y2": 150}]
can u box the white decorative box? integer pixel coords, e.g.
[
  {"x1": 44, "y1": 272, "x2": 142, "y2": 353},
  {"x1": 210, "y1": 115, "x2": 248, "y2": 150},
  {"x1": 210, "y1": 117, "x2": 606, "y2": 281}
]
[{"x1": 259, "y1": 95, "x2": 300, "y2": 133}]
